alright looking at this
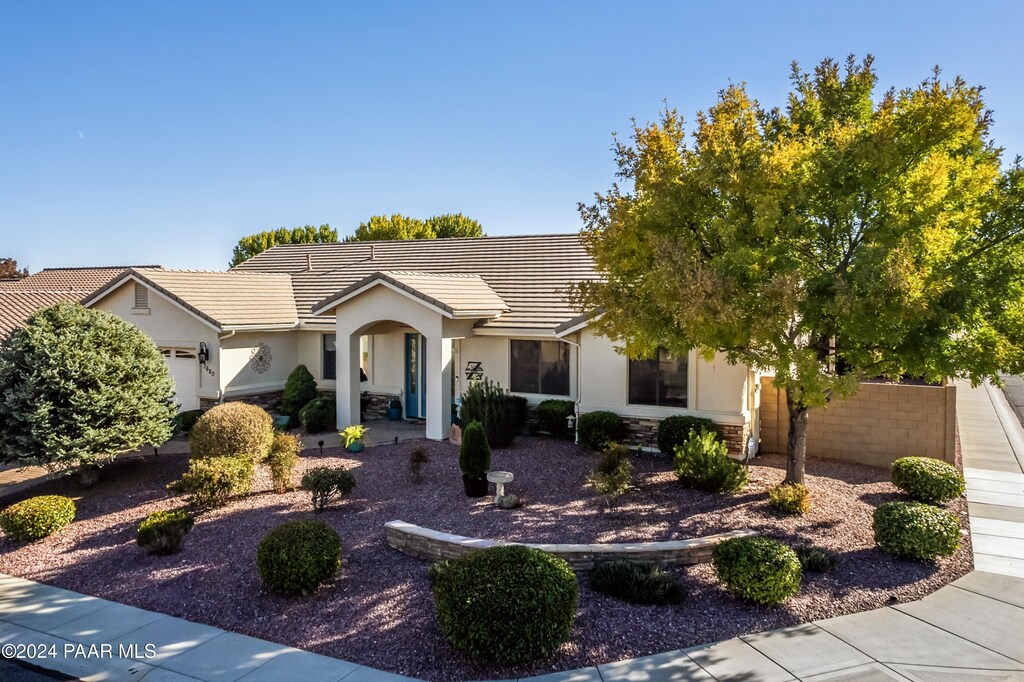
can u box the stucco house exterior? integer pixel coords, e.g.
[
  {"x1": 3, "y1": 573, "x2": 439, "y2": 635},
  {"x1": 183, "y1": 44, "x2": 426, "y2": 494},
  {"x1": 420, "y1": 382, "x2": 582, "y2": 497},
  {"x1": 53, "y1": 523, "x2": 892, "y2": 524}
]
[{"x1": 81, "y1": 234, "x2": 760, "y2": 454}]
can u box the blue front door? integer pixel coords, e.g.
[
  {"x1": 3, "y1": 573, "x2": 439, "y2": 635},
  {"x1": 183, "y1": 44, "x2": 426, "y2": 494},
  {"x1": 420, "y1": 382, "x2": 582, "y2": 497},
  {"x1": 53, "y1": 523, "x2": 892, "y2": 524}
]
[{"x1": 405, "y1": 333, "x2": 426, "y2": 419}]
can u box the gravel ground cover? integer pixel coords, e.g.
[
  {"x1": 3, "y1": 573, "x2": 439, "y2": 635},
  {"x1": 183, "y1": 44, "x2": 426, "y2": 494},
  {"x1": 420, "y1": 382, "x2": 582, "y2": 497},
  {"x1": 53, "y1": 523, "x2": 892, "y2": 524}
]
[{"x1": 0, "y1": 436, "x2": 971, "y2": 681}]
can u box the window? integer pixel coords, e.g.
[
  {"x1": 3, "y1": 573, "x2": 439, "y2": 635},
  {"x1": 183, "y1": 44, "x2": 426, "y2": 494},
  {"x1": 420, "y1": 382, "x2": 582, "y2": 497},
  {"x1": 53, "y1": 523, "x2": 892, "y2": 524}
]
[
  {"x1": 628, "y1": 348, "x2": 688, "y2": 407},
  {"x1": 133, "y1": 282, "x2": 149, "y2": 310},
  {"x1": 509, "y1": 340, "x2": 570, "y2": 395},
  {"x1": 323, "y1": 334, "x2": 336, "y2": 380}
]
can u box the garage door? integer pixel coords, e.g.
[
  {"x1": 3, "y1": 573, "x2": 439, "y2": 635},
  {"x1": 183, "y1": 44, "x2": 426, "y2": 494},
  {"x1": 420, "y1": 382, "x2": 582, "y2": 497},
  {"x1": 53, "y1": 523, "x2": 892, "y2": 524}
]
[{"x1": 161, "y1": 348, "x2": 200, "y2": 412}]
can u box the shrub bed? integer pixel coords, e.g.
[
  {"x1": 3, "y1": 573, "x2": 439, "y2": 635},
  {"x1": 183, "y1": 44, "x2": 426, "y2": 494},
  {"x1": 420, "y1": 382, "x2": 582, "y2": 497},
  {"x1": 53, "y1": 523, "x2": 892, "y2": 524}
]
[
  {"x1": 891, "y1": 457, "x2": 965, "y2": 505},
  {"x1": 136, "y1": 510, "x2": 194, "y2": 555},
  {"x1": 168, "y1": 456, "x2": 254, "y2": 509},
  {"x1": 301, "y1": 465, "x2": 356, "y2": 512},
  {"x1": 873, "y1": 501, "x2": 961, "y2": 560},
  {"x1": 0, "y1": 495, "x2": 76, "y2": 541},
  {"x1": 577, "y1": 411, "x2": 627, "y2": 450},
  {"x1": 657, "y1": 415, "x2": 716, "y2": 456},
  {"x1": 589, "y1": 560, "x2": 685, "y2": 605},
  {"x1": 189, "y1": 402, "x2": 274, "y2": 462},
  {"x1": 712, "y1": 536, "x2": 802, "y2": 605},
  {"x1": 256, "y1": 520, "x2": 342, "y2": 595},
  {"x1": 674, "y1": 429, "x2": 747, "y2": 493},
  {"x1": 429, "y1": 545, "x2": 577, "y2": 663},
  {"x1": 299, "y1": 397, "x2": 336, "y2": 434}
]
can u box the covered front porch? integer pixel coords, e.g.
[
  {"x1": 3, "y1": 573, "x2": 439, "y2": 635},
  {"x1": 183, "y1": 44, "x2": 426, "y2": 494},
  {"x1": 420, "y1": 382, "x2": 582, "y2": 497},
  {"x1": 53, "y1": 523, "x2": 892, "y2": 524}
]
[{"x1": 312, "y1": 271, "x2": 509, "y2": 440}]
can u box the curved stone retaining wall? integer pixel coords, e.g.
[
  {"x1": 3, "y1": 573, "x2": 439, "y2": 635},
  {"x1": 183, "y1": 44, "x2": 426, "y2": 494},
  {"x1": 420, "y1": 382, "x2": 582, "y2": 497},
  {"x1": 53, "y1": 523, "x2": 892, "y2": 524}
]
[{"x1": 384, "y1": 520, "x2": 758, "y2": 571}]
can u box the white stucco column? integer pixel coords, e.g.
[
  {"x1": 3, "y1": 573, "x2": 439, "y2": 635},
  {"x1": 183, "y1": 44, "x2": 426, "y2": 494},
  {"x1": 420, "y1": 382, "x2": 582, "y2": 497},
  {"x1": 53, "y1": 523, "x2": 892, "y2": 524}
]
[
  {"x1": 424, "y1": 334, "x2": 453, "y2": 440},
  {"x1": 335, "y1": 330, "x2": 361, "y2": 430}
]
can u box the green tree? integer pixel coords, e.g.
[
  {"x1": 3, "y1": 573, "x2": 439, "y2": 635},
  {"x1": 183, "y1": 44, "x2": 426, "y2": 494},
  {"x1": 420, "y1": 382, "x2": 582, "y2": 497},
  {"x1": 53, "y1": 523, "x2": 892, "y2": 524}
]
[
  {"x1": 573, "y1": 56, "x2": 1024, "y2": 484},
  {"x1": 425, "y1": 213, "x2": 485, "y2": 239},
  {"x1": 349, "y1": 213, "x2": 485, "y2": 241},
  {"x1": 0, "y1": 258, "x2": 28, "y2": 279},
  {"x1": 0, "y1": 302, "x2": 177, "y2": 473},
  {"x1": 230, "y1": 224, "x2": 337, "y2": 267}
]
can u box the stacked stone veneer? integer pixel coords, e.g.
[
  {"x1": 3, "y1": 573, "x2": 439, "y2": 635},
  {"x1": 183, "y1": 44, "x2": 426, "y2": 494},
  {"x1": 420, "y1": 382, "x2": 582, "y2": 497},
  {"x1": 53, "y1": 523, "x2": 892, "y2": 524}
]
[
  {"x1": 619, "y1": 416, "x2": 747, "y2": 456},
  {"x1": 361, "y1": 391, "x2": 398, "y2": 420},
  {"x1": 384, "y1": 520, "x2": 757, "y2": 571}
]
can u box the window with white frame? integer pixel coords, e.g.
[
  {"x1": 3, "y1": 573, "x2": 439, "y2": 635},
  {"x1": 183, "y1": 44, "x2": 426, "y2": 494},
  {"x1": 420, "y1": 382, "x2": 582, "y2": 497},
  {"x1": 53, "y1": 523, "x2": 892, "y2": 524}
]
[
  {"x1": 509, "y1": 340, "x2": 570, "y2": 396},
  {"x1": 628, "y1": 348, "x2": 688, "y2": 407}
]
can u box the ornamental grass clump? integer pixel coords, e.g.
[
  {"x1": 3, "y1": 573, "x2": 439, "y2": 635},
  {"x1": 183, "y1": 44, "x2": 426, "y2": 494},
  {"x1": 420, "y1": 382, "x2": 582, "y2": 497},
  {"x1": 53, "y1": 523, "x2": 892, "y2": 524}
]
[
  {"x1": 589, "y1": 560, "x2": 686, "y2": 605},
  {"x1": 189, "y1": 402, "x2": 274, "y2": 463},
  {"x1": 267, "y1": 432, "x2": 301, "y2": 493},
  {"x1": 873, "y1": 501, "x2": 961, "y2": 560},
  {"x1": 674, "y1": 429, "x2": 747, "y2": 493},
  {"x1": 0, "y1": 495, "x2": 75, "y2": 541},
  {"x1": 429, "y1": 545, "x2": 577, "y2": 663},
  {"x1": 167, "y1": 456, "x2": 254, "y2": 509},
  {"x1": 136, "y1": 509, "x2": 194, "y2": 555},
  {"x1": 300, "y1": 465, "x2": 356, "y2": 513},
  {"x1": 256, "y1": 520, "x2": 341, "y2": 595},
  {"x1": 712, "y1": 536, "x2": 802, "y2": 605},
  {"x1": 891, "y1": 457, "x2": 965, "y2": 505},
  {"x1": 794, "y1": 544, "x2": 838, "y2": 573},
  {"x1": 768, "y1": 483, "x2": 811, "y2": 514}
]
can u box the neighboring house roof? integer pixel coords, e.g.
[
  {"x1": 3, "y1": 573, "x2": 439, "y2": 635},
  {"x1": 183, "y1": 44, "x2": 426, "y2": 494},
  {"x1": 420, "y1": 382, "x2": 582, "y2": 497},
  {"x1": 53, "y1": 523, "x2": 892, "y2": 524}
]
[
  {"x1": 83, "y1": 269, "x2": 299, "y2": 330},
  {"x1": 0, "y1": 266, "x2": 162, "y2": 338},
  {"x1": 314, "y1": 270, "x2": 510, "y2": 318},
  {"x1": 233, "y1": 234, "x2": 599, "y2": 331},
  {"x1": 0, "y1": 291, "x2": 82, "y2": 338}
]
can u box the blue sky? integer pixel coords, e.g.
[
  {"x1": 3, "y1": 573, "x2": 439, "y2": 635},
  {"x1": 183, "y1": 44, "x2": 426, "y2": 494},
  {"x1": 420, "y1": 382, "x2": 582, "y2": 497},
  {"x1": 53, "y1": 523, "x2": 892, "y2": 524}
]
[{"x1": 1, "y1": 1, "x2": 1022, "y2": 271}]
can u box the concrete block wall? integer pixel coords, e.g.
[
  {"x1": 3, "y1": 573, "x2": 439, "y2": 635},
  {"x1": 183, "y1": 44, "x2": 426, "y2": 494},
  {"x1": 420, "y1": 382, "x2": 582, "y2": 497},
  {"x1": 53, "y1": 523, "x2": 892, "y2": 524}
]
[{"x1": 759, "y1": 378, "x2": 956, "y2": 468}]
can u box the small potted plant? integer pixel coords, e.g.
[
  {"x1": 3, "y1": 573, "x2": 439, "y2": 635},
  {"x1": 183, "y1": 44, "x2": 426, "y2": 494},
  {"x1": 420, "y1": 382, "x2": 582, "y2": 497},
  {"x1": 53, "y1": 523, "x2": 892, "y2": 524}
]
[
  {"x1": 387, "y1": 398, "x2": 402, "y2": 421},
  {"x1": 459, "y1": 421, "x2": 490, "y2": 498},
  {"x1": 341, "y1": 424, "x2": 367, "y2": 453}
]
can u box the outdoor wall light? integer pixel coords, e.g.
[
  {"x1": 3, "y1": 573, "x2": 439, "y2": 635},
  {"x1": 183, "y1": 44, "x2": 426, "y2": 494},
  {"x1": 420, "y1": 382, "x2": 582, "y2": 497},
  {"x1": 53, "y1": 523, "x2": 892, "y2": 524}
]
[
  {"x1": 198, "y1": 342, "x2": 209, "y2": 364},
  {"x1": 566, "y1": 414, "x2": 577, "y2": 430}
]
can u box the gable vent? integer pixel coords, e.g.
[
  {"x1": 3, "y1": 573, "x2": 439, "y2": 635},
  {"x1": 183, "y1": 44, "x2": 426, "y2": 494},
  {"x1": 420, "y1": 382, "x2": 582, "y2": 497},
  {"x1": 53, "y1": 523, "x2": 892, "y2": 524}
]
[{"x1": 134, "y1": 282, "x2": 149, "y2": 309}]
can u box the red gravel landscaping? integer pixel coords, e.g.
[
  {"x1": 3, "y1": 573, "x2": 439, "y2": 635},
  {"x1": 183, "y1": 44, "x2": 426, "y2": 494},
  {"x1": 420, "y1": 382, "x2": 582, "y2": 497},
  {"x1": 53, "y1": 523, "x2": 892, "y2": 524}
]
[{"x1": 0, "y1": 436, "x2": 971, "y2": 681}]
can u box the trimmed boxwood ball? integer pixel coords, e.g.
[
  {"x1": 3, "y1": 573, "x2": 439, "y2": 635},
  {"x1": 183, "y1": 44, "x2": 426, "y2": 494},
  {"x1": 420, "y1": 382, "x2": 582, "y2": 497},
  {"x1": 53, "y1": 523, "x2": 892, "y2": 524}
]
[
  {"x1": 136, "y1": 509, "x2": 194, "y2": 555},
  {"x1": 891, "y1": 457, "x2": 965, "y2": 505},
  {"x1": 429, "y1": 545, "x2": 578, "y2": 663},
  {"x1": 576, "y1": 411, "x2": 627, "y2": 450},
  {"x1": 712, "y1": 536, "x2": 802, "y2": 605},
  {"x1": 656, "y1": 415, "x2": 716, "y2": 456},
  {"x1": 189, "y1": 402, "x2": 274, "y2": 463},
  {"x1": 256, "y1": 520, "x2": 342, "y2": 595},
  {"x1": 0, "y1": 495, "x2": 76, "y2": 541},
  {"x1": 299, "y1": 397, "x2": 336, "y2": 434},
  {"x1": 873, "y1": 501, "x2": 961, "y2": 560}
]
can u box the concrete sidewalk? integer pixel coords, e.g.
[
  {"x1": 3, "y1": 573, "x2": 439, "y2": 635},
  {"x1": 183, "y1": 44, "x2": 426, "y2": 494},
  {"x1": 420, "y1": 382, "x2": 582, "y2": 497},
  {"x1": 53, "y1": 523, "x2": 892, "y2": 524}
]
[{"x1": 3, "y1": 382, "x2": 1024, "y2": 681}]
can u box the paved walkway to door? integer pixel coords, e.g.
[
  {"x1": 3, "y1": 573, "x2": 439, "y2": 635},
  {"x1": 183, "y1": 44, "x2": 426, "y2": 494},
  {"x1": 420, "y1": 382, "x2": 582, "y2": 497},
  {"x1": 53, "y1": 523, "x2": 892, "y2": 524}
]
[{"x1": 3, "y1": 382, "x2": 1024, "y2": 681}]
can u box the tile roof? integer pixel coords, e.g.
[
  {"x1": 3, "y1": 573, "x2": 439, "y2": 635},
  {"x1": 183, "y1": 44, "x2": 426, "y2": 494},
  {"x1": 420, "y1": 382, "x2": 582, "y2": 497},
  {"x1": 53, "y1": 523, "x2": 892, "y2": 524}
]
[
  {"x1": 84, "y1": 269, "x2": 298, "y2": 330},
  {"x1": 0, "y1": 291, "x2": 82, "y2": 338},
  {"x1": 0, "y1": 266, "x2": 162, "y2": 338},
  {"x1": 315, "y1": 271, "x2": 510, "y2": 318},
  {"x1": 233, "y1": 234, "x2": 599, "y2": 331}
]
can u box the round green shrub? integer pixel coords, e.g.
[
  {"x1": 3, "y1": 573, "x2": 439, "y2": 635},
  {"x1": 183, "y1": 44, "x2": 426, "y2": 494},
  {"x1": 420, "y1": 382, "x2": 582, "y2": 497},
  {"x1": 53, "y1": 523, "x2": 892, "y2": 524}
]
[
  {"x1": 256, "y1": 520, "x2": 342, "y2": 595},
  {"x1": 712, "y1": 536, "x2": 802, "y2": 605},
  {"x1": 589, "y1": 560, "x2": 686, "y2": 605},
  {"x1": 189, "y1": 402, "x2": 274, "y2": 462},
  {"x1": 299, "y1": 397, "x2": 336, "y2": 434},
  {"x1": 891, "y1": 457, "x2": 965, "y2": 505},
  {"x1": 300, "y1": 465, "x2": 356, "y2": 513},
  {"x1": 0, "y1": 495, "x2": 76, "y2": 541},
  {"x1": 537, "y1": 399, "x2": 575, "y2": 438},
  {"x1": 136, "y1": 509, "x2": 194, "y2": 555},
  {"x1": 768, "y1": 483, "x2": 810, "y2": 514},
  {"x1": 281, "y1": 365, "x2": 319, "y2": 422},
  {"x1": 429, "y1": 545, "x2": 578, "y2": 663},
  {"x1": 656, "y1": 415, "x2": 716, "y2": 456},
  {"x1": 873, "y1": 501, "x2": 961, "y2": 560},
  {"x1": 576, "y1": 411, "x2": 627, "y2": 450}
]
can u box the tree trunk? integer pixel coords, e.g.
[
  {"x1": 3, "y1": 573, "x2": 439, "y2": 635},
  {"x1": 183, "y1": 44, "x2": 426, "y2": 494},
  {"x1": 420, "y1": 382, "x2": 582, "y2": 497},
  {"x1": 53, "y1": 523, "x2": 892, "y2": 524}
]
[{"x1": 784, "y1": 387, "x2": 809, "y2": 484}]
